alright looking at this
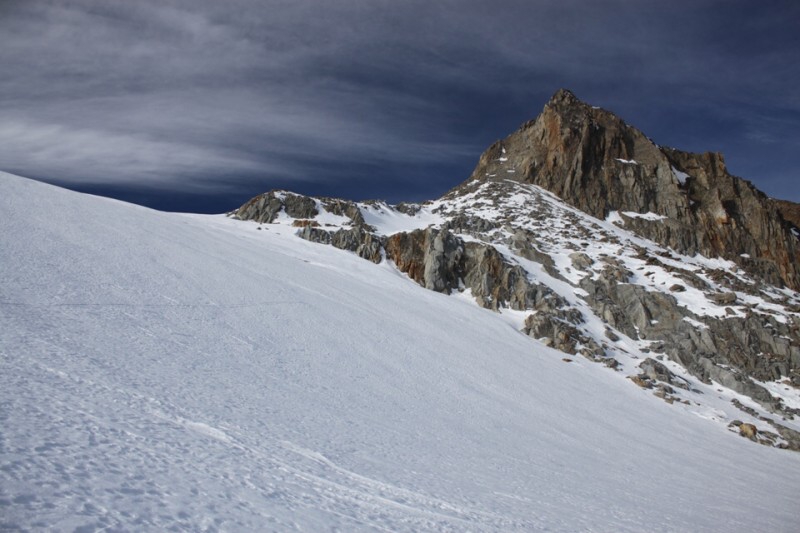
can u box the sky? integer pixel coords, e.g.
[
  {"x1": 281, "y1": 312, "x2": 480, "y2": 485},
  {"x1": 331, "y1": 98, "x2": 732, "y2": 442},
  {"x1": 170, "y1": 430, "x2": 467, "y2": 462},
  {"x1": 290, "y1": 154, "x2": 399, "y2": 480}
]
[{"x1": 1, "y1": 0, "x2": 799, "y2": 212}]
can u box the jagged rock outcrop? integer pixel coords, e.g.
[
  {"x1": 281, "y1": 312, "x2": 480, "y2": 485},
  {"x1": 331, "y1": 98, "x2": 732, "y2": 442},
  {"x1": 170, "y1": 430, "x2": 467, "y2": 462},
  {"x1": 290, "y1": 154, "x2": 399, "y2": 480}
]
[
  {"x1": 452, "y1": 89, "x2": 800, "y2": 290},
  {"x1": 385, "y1": 227, "x2": 553, "y2": 310},
  {"x1": 638, "y1": 358, "x2": 689, "y2": 390},
  {"x1": 232, "y1": 190, "x2": 372, "y2": 228},
  {"x1": 382, "y1": 227, "x2": 606, "y2": 358},
  {"x1": 384, "y1": 229, "x2": 463, "y2": 293},
  {"x1": 299, "y1": 226, "x2": 384, "y2": 263},
  {"x1": 578, "y1": 262, "x2": 798, "y2": 411},
  {"x1": 234, "y1": 191, "x2": 285, "y2": 223},
  {"x1": 232, "y1": 191, "x2": 320, "y2": 222},
  {"x1": 523, "y1": 309, "x2": 604, "y2": 358},
  {"x1": 320, "y1": 198, "x2": 369, "y2": 227}
]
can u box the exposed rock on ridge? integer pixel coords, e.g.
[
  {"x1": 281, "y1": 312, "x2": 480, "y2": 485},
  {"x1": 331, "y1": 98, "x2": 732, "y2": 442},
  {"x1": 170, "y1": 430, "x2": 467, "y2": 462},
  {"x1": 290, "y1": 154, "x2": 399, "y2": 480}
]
[{"x1": 452, "y1": 89, "x2": 800, "y2": 290}]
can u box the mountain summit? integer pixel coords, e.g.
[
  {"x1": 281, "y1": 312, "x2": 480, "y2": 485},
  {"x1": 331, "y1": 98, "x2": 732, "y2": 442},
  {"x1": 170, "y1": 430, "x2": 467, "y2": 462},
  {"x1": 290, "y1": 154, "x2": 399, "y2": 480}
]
[
  {"x1": 455, "y1": 89, "x2": 800, "y2": 291},
  {"x1": 232, "y1": 91, "x2": 800, "y2": 451}
]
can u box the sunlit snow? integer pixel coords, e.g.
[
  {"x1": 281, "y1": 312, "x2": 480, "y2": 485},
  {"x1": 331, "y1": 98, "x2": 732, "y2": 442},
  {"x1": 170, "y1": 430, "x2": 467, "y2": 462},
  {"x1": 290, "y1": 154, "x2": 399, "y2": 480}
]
[{"x1": 2, "y1": 172, "x2": 799, "y2": 532}]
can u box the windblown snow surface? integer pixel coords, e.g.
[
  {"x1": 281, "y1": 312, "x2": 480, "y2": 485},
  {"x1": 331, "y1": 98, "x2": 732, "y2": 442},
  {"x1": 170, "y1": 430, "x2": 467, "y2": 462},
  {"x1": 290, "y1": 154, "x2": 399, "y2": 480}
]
[{"x1": 1, "y1": 172, "x2": 799, "y2": 532}]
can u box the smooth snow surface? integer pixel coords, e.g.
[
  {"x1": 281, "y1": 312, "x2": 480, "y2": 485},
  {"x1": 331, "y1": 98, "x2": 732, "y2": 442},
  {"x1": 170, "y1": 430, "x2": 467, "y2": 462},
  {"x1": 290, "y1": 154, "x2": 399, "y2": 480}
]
[{"x1": 2, "y1": 172, "x2": 799, "y2": 532}]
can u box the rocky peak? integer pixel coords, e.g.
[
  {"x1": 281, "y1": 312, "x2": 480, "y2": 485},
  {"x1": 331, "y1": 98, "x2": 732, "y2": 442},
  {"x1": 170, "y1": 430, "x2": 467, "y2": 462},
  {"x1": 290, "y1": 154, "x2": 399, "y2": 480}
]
[
  {"x1": 546, "y1": 87, "x2": 581, "y2": 107},
  {"x1": 450, "y1": 89, "x2": 800, "y2": 290}
]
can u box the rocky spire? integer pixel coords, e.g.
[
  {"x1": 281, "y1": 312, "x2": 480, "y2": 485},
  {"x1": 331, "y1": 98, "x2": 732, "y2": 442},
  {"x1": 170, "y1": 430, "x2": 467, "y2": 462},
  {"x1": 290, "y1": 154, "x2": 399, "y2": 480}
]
[
  {"x1": 547, "y1": 87, "x2": 580, "y2": 106},
  {"x1": 451, "y1": 89, "x2": 800, "y2": 290}
]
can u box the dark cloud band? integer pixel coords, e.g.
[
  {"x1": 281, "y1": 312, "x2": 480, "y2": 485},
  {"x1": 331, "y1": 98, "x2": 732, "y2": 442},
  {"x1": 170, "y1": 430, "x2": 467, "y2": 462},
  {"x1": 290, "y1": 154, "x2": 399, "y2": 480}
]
[{"x1": 1, "y1": 0, "x2": 798, "y2": 211}]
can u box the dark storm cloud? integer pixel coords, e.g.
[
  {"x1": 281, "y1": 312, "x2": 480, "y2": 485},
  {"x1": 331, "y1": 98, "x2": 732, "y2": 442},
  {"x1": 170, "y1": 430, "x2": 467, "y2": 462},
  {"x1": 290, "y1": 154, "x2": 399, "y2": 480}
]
[{"x1": 1, "y1": 0, "x2": 799, "y2": 211}]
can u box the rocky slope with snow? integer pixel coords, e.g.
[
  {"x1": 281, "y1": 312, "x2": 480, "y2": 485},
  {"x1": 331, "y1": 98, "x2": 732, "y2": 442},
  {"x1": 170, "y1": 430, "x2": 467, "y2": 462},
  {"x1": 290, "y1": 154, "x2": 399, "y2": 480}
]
[
  {"x1": 456, "y1": 89, "x2": 800, "y2": 291},
  {"x1": 232, "y1": 92, "x2": 800, "y2": 452}
]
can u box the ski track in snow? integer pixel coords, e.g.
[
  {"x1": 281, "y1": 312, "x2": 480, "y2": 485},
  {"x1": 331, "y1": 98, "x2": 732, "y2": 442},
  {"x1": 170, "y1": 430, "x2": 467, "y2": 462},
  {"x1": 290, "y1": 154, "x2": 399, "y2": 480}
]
[{"x1": 2, "y1": 171, "x2": 800, "y2": 532}]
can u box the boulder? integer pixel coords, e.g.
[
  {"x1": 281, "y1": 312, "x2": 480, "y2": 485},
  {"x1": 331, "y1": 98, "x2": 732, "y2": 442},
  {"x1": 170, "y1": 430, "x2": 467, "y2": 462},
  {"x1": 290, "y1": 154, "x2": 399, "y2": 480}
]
[{"x1": 739, "y1": 423, "x2": 758, "y2": 440}]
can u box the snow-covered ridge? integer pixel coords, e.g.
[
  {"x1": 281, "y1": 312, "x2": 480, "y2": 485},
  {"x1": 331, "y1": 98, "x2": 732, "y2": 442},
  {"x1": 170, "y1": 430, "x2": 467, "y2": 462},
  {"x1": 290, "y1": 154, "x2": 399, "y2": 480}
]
[
  {"x1": 232, "y1": 179, "x2": 800, "y2": 453},
  {"x1": 234, "y1": 181, "x2": 800, "y2": 327}
]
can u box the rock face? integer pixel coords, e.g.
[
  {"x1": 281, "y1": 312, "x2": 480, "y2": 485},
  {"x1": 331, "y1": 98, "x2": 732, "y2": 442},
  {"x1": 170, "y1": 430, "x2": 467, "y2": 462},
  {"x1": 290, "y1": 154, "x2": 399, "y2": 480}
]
[
  {"x1": 230, "y1": 89, "x2": 800, "y2": 450},
  {"x1": 232, "y1": 191, "x2": 321, "y2": 222},
  {"x1": 385, "y1": 228, "x2": 545, "y2": 309},
  {"x1": 772, "y1": 199, "x2": 800, "y2": 230},
  {"x1": 300, "y1": 226, "x2": 384, "y2": 263},
  {"x1": 577, "y1": 261, "x2": 799, "y2": 411},
  {"x1": 452, "y1": 89, "x2": 800, "y2": 290},
  {"x1": 382, "y1": 227, "x2": 606, "y2": 359}
]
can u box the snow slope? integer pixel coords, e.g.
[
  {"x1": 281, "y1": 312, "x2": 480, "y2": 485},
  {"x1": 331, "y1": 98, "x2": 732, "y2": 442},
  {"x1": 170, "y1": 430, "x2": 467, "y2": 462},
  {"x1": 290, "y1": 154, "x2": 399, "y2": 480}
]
[{"x1": 1, "y1": 172, "x2": 799, "y2": 532}]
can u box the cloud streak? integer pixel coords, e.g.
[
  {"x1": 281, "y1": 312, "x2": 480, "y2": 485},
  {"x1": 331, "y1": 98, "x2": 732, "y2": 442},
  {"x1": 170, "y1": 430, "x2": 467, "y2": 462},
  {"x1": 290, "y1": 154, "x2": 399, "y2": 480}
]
[{"x1": 1, "y1": 0, "x2": 798, "y2": 209}]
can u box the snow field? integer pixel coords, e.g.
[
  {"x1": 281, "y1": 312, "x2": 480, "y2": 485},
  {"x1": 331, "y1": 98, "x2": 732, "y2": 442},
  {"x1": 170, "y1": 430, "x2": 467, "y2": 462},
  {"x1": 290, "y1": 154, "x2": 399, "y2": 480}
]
[{"x1": 2, "y1": 172, "x2": 799, "y2": 532}]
